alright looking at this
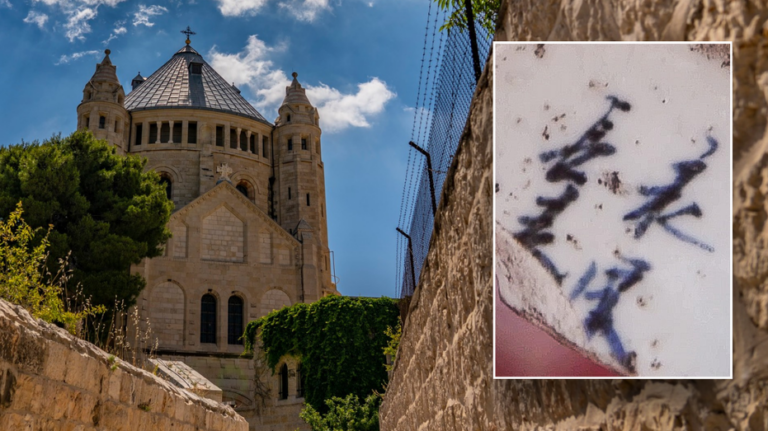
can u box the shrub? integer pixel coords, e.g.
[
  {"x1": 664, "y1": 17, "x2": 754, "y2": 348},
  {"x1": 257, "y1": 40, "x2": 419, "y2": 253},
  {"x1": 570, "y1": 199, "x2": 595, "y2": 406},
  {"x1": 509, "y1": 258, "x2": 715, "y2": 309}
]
[{"x1": 0, "y1": 203, "x2": 104, "y2": 333}]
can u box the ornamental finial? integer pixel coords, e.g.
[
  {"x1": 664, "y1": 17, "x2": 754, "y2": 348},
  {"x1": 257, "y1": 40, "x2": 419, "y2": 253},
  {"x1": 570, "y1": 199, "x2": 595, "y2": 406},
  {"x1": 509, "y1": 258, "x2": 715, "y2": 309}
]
[{"x1": 181, "y1": 26, "x2": 196, "y2": 45}]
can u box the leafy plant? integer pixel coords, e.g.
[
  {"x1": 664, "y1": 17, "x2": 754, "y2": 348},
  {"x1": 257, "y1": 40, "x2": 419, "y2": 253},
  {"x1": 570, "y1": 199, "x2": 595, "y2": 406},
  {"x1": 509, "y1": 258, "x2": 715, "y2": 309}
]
[
  {"x1": 0, "y1": 130, "x2": 173, "y2": 313},
  {"x1": 300, "y1": 393, "x2": 381, "y2": 431},
  {"x1": 0, "y1": 202, "x2": 104, "y2": 333},
  {"x1": 244, "y1": 296, "x2": 399, "y2": 414},
  {"x1": 382, "y1": 323, "x2": 401, "y2": 372},
  {"x1": 436, "y1": 0, "x2": 500, "y2": 34}
]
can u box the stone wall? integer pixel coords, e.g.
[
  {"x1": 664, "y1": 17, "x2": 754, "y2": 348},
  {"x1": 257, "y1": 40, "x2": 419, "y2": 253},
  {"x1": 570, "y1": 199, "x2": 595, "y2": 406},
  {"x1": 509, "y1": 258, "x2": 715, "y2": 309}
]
[
  {"x1": 380, "y1": 1, "x2": 768, "y2": 429},
  {"x1": 0, "y1": 298, "x2": 248, "y2": 431}
]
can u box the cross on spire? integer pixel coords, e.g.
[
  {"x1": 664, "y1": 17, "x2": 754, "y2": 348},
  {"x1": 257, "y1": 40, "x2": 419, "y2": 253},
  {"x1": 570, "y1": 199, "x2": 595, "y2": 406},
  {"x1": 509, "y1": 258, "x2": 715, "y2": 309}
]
[{"x1": 181, "y1": 26, "x2": 196, "y2": 45}]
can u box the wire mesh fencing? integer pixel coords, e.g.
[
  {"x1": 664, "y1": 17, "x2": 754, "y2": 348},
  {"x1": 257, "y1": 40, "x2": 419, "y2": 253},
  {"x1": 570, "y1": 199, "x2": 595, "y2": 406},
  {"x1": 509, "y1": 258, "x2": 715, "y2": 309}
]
[{"x1": 395, "y1": 2, "x2": 492, "y2": 299}]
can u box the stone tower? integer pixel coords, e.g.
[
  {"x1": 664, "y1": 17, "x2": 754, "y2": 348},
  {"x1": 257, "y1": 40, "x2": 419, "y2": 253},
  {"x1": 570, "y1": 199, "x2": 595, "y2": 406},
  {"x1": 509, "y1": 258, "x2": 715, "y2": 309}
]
[
  {"x1": 274, "y1": 73, "x2": 334, "y2": 301},
  {"x1": 76, "y1": 49, "x2": 129, "y2": 154}
]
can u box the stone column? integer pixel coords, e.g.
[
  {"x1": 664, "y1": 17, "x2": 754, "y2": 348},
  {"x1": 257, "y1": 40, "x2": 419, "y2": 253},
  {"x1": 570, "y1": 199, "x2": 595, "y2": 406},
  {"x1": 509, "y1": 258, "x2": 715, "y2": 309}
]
[
  {"x1": 169, "y1": 120, "x2": 175, "y2": 144},
  {"x1": 156, "y1": 121, "x2": 162, "y2": 144},
  {"x1": 90, "y1": 108, "x2": 99, "y2": 130},
  {"x1": 237, "y1": 127, "x2": 242, "y2": 150},
  {"x1": 246, "y1": 131, "x2": 252, "y2": 153},
  {"x1": 142, "y1": 121, "x2": 149, "y2": 146},
  {"x1": 224, "y1": 124, "x2": 231, "y2": 149}
]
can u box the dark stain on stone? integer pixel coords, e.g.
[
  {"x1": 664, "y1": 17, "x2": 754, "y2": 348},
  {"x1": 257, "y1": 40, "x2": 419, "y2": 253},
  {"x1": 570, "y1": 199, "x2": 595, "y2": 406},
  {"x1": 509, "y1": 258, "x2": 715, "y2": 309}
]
[
  {"x1": 534, "y1": 44, "x2": 546, "y2": 58},
  {"x1": 92, "y1": 401, "x2": 102, "y2": 425},
  {"x1": 542, "y1": 125, "x2": 550, "y2": 141},
  {"x1": 495, "y1": 183, "x2": 499, "y2": 193},
  {"x1": 15, "y1": 328, "x2": 45, "y2": 373},
  {"x1": 0, "y1": 369, "x2": 16, "y2": 409}
]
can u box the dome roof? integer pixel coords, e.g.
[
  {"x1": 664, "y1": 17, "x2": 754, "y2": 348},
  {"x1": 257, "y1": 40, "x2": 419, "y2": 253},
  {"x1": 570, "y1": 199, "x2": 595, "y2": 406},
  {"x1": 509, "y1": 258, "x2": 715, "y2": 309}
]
[{"x1": 124, "y1": 45, "x2": 270, "y2": 124}]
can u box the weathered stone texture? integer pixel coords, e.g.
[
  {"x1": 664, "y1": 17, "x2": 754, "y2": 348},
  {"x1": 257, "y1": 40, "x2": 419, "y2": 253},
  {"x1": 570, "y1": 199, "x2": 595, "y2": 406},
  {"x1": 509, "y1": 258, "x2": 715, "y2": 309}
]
[
  {"x1": 201, "y1": 205, "x2": 245, "y2": 262},
  {"x1": 260, "y1": 289, "x2": 292, "y2": 318},
  {"x1": 380, "y1": 1, "x2": 768, "y2": 430},
  {"x1": 0, "y1": 299, "x2": 248, "y2": 431}
]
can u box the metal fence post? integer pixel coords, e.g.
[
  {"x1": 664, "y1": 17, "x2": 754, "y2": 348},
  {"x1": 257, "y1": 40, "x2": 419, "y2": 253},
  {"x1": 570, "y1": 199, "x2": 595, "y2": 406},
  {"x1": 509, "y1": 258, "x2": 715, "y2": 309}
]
[
  {"x1": 409, "y1": 141, "x2": 437, "y2": 216},
  {"x1": 463, "y1": 0, "x2": 482, "y2": 82},
  {"x1": 396, "y1": 227, "x2": 417, "y2": 295}
]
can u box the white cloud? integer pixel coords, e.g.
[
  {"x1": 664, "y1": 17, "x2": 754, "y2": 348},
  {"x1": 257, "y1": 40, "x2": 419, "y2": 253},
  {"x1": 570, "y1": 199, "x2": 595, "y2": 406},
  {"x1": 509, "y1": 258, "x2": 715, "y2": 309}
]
[
  {"x1": 28, "y1": 0, "x2": 128, "y2": 42},
  {"x1": 103, "y1": 21, "x2": 127, "y2": 44},
  {"x1": 278, "y1": 0, "x2": 330, "y2": 22},
  {"x1": 306, "y1": 79, "x2": 395, "y2": 131},
  {"x1": 31, "y1": 0, "x2": 67, "y2": 6},
  {"x1": 133, "y1": 4, "x2": 167, "y2": 27},
  {"x1": 213, "y1": 0, "x2": 267, "y2": 17},
  {"x1": 23, "y1": 11, "x2": 49, "y2": 28},
  {"x1": 55, "y1": 49, "x2": 100, "y2": 65},
  {"x1": 209, "y1": 35, "x2": 396, "y2": 133},
  {"x1": 0, "y1": 0, "x2": 11, "y2": 8},
  {"x1": 65, "y1": 7, "x2": 97, "y2": 42},
  {"x1": 85, "y1": 0, "x2": 126, "y2": 6}
]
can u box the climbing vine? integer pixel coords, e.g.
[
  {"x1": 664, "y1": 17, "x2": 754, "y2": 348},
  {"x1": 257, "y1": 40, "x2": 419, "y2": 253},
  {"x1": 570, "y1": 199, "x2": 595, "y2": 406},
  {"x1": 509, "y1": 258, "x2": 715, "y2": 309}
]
[{"x1": 244, "y1": 295, "x2": 399, "y2": 413}]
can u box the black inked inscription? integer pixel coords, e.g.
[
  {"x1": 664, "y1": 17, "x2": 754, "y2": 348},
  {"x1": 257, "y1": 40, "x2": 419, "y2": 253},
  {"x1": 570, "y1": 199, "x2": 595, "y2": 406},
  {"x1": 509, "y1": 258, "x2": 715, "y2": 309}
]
[
  {"x1": 570, "y1": 256, "x2": 651, "y2": 372},
  {"x1": 514, "y1": 96, "x2": 631, "y2": 284},
  {"x1": 624, "y1": 135, "x2": 718, "y2": 252}
]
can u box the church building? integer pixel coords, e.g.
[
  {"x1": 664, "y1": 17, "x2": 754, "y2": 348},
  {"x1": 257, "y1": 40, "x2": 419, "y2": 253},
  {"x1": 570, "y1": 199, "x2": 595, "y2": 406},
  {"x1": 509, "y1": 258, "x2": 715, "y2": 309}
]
[{"x1": 76, "y1": 31, "x2": 338, "y2": 429}]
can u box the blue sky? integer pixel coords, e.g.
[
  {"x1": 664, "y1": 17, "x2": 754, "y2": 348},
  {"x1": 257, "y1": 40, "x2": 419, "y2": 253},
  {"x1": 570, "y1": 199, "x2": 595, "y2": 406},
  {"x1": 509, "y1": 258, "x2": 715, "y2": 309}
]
[{"x1": 0, "y1": 0, "x2": 431, "y2": 298}]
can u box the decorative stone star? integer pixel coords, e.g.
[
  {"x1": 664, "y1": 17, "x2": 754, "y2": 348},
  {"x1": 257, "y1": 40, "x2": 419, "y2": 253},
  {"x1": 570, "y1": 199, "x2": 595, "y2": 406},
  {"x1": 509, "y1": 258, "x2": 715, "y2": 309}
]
[{"x1": 217, "y1": 163, "x2": 233, "y2": 183}]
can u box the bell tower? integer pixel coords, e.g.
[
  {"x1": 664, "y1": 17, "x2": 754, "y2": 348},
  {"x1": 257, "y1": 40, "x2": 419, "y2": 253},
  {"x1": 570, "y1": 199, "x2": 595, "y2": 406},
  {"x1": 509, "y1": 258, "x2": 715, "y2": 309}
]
[
  {"x1": 76, "y1": 49, "x2": 129, "y2": 154},
  {"x1": 274, "y1": 72, "x2": 336, "y2": 298}
]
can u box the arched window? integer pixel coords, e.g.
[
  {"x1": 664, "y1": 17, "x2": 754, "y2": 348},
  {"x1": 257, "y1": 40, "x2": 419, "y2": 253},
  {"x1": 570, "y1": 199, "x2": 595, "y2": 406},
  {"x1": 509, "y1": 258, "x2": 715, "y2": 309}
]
[
  {"x1": 286, "y1": 114, "x2": 291, "y2": 123},
  {"x1": 235, "y1": 181, "x2": 251, "y2": 200},
  {"x1": 227, "y1": 296, "x2": 244, "y2": 345},
  {"x1": 200, "y1": 294, "x2": 217, "y2": 344},
  {"x1": 159, "y1": 174, "x2": 172, "y2": 200},
  {"x1": 239, "y1": 130, "x2": 247, "y2": 151},
  {"x1": 279, "y1": 363, "x2": 289, "y2": 400},
  {"x1": 236, "y1": 184, "x2": 248, "y2": 197}
]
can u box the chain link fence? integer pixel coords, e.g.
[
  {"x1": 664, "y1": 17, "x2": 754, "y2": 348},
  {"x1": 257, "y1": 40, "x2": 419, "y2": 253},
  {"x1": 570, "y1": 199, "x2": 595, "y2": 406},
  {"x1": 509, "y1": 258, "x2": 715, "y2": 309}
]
[{"x1": 395, "y1": 2, "x2": 491, "y2": 299}]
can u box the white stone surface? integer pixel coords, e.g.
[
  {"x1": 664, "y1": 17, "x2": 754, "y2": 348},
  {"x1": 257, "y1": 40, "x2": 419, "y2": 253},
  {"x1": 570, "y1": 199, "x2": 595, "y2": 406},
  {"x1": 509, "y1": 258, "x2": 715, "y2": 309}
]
[{"x1": 495, "y1": 43, "x2": 731, "y2": 377}]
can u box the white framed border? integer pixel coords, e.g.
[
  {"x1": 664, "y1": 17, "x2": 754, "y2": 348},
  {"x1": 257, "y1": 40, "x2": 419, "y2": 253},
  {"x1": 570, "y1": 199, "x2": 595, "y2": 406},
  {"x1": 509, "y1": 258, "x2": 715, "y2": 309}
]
[{"x1": 492, "y1": 41, "x2": 734, "y2": 380}]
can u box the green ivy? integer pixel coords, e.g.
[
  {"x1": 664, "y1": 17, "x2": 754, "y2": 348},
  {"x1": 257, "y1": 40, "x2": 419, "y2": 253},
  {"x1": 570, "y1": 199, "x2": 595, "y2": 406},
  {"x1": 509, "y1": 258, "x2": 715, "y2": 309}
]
[
  {"x1": 244, "y1": 296, "x2": 399, "y2": 413},
  {"x1": 300, "y1": 393, "x2": 380, "y2": 431}
]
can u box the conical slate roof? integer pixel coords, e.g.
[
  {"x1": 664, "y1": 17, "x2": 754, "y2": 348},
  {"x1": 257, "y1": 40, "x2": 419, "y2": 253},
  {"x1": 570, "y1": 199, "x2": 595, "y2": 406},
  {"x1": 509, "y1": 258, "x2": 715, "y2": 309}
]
[
  {"x1": 282, "y1": 72, "x2": 312, "y2": 106},
  {"x1": 125, "y1": 45, "x2": 270, "y2": 124},
  {"x1": 90, "y1": 49, "x2": 119, "y2": 84}
]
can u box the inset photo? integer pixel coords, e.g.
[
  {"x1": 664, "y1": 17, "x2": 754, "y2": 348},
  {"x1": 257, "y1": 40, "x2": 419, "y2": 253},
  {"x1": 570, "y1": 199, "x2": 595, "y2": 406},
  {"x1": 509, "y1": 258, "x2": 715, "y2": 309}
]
[{"x1": 494, "y1": 43, "x2": 732, "y2": 378}]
